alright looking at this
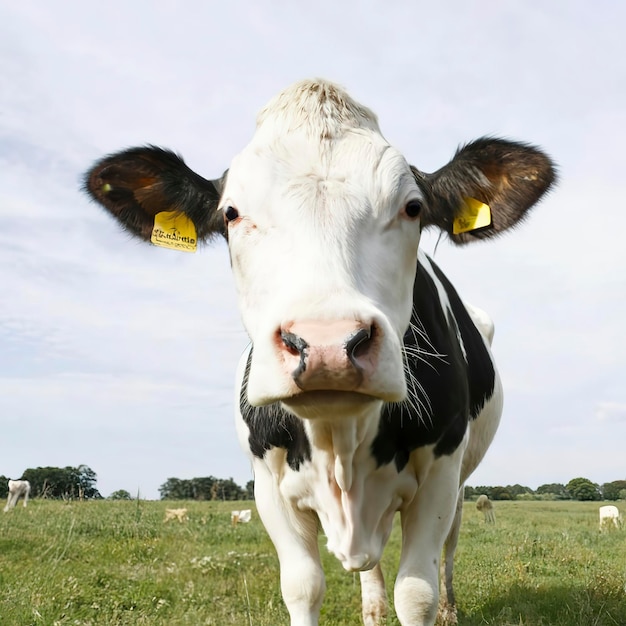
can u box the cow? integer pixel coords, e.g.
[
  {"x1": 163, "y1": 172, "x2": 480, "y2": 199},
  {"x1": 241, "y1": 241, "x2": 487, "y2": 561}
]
[
  {"x1": 83, "y1": 79, "x2": 555, "y2": 626},
  {"x1": 599, "y1": 505, "x2": 622, "y2": 530},
  {"x1": 4, "y1": 479, "x2": 31, "y2": 512},
  {"x1": 231, "y1": 509, "x2": 252, "y2": 525},
  {"x1": 475, "y1": 494, "x2": 496, "y2": 524},
  {"x1": 164, "y1": 507, "x2": 189, "y2": 523}
]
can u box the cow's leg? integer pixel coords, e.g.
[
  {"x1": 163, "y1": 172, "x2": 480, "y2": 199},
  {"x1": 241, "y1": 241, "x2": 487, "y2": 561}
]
[
  {"x1": 4, "y1": 491, "x2": 17, "y2": 512},
  {"x1": 253, "y1": 462, "x2": 325, "y2": 626},
  {"x1": 437, "y1": 489, "x2": 463, "y2": 625},
  {"x1": 22, "y1": 487, "x2": 29, "y2": 507},
  {"x1": 394, "y1": 454, "x2": 464, "y2": 626},
  {"x1": 360, "y1": 563, "x2": 387, "y2": 625}
]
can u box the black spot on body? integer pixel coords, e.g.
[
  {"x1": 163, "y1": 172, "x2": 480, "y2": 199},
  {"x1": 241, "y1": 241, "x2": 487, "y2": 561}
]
[
  {"x1": 429, "y1": 261, "x2": 496, "y2": 419},
  {"x1": 240, "y1": 353, "x2": 311, "y2": 470},
  {"x1": 371, "y1": 256, "x2": 495, "y2": 470}
]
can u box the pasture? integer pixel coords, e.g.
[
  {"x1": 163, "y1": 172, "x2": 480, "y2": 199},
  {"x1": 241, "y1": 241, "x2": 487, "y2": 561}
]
[{"x1": 0, "y1": 500, "x2": 624, "y2": 625}]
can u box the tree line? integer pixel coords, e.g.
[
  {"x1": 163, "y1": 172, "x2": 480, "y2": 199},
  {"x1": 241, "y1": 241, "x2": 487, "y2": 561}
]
[
  {"x1": 0, "y1": 465, "x2": 101, "y2": 500},
  {"x1": 465, "y1": 478, "x2": 626, "y2": 502},
  {"x1": 158, "y1": 476, "x2": 254, "y2": 501},
  {"x1": 3, "y1": 467, "x2": 622, "y2": 503},
  {"x1": 160, "y1": 476, "x2": 626, "y2": 503}
]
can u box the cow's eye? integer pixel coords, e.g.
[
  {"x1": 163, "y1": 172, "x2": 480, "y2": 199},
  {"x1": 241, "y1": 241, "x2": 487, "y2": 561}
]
[
  {"x1": 224, "y1": 206, "x2": 239, "y2": 222},
  {"x1": 404, "y1": 200, "x2": 422, "y2": 219}
]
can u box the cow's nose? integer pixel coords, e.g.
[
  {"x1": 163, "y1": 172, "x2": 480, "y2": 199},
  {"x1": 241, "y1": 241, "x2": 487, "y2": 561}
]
[{"x1": 279, "y1": 320, "x2": 377, "y2": 391}]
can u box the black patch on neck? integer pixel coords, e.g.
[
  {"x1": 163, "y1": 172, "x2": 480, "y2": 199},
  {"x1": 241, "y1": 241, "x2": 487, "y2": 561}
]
[
  {"x1": 240, "y1": 352, "x2": 311, "y2": 471},
  {"x1": 429, "y1": 261, "x2": 495, "y2": 419},
  {"x1": 371, "y1": 257, "x2": 495, "y2": 471}
]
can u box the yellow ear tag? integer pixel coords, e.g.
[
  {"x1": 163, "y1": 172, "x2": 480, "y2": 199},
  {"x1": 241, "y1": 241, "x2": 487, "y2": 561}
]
[
  {"x1": 151, "y1": 211, "x2": 197, "y2": 253},
  {"x1": 453, "y1": 197, "x2": 492, "y2": 235}
]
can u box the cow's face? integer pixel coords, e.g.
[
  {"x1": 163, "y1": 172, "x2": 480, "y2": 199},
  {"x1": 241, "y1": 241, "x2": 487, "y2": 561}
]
[
  {"x1": 221, "y1": 110, "x2": 424, "y2": 412},
  {"x1": 83, "y1": 79, "x2": 556, "y2": 420}
]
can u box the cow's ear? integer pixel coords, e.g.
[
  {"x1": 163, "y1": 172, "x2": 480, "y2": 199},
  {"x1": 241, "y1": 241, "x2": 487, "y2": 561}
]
[
  {"x1": 413, "y1": 138, "x2": 556, "y2": 245},
  {"x1": 83, "y1": 146, "x2": 226, "y2": 242}
]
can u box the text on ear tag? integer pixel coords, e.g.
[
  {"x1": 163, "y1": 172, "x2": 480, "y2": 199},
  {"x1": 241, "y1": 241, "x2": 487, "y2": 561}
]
[{"x1": 151, "y1": 211, "x2": 197, "y2": 253}]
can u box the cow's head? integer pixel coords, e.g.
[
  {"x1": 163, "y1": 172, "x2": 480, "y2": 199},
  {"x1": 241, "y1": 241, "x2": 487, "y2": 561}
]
[{"x1": 83, "y1": 79, "x2": 555, "y2": 420}]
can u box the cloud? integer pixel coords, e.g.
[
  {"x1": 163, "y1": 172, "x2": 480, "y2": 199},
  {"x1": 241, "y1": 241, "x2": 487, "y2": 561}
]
[{"x1": 596, "y1": 402, "x2": 626, "y2": 424}]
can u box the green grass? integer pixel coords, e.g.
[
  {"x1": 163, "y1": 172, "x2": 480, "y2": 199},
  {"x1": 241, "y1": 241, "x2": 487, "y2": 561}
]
[{"x1": 0, "y1": 500, "x2": 624, "y2": 625}]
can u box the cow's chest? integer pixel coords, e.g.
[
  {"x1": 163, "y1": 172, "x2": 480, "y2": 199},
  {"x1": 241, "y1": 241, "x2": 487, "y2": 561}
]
[{"x1": 263, "y1": 415, "x2": 431, "y2": 572}]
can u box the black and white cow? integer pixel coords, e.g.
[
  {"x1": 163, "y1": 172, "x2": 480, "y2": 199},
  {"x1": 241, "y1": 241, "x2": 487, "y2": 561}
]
[{"x1": 83, "y1": 79, "x2": 555, "y2": 626}]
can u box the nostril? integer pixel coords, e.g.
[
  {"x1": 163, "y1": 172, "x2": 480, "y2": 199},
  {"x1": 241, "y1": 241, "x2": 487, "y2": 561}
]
[
  {"x1": 346, "y1": 325, "x2": 374, "y2": 363},
  {"x1": 280, "y1": 329, "x2": 309, "y2": 380},
  {"x1": 280, "y1": 330, "x2": 309, "y2": 356}
]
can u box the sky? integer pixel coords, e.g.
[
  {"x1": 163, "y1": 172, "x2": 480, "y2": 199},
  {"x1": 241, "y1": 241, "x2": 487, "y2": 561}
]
[{"x1": 1, "y1": 1, "x2": 624, "y2": 500}]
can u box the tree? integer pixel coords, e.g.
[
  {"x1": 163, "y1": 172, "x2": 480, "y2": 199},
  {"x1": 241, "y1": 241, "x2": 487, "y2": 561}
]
[
  {"x1": 209, "y1": 478, "x2": 243, "y2": 501},
  {"x1": 536, "y1": 483, "x2": 569, "y2": 499},
  {"x1": 463, "y1": 485, "x2": 477, "y2": 500},
  {"x1": 506, "y1": 484, "x2": 534, "y2": 498},
  {"x1": 216, "y1": 478, "x2": 246, "y2": 501},
  {"x1": 159, "y1": 477, "x2": 194, "y2": 500},
  {"x1": 473, "y1": 486, "x2": 494, "y2": 500},
  {"x1": 190, "y1": 476, "x2": 218, "y2": 500},
  {"x1": 159, "y1": 476, "x2": 248, "y2": 501},
  {"x1": 601, "y1": 480, "x2": 626, "y2": 501},
  {"x1": 109, "y1": 489, "x2": 132, "y2": 500},
  {"x1": 76, "y1": 464, "x2": 101, "y2": 499},
  {"x1": 0, "y1": 475, "x2": 8, "y2": 499},
  {"x1": 245, "y1": 480, "x2": 255, "y2": 500},
  {"x1": 21, "y1": 465, "x2": 102, "y2": 500},
  {"x1": 566, "y1": 477, "x2": 601, "y2": 501},
  {"x1": 490, "y1": 486, "x2": 512, "y2": 501}
]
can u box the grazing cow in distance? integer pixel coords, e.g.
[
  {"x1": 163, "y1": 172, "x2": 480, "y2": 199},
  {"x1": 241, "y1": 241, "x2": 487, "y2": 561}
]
[
  {"x1": 231, "y1": 509, "x2": 252, "y2": 525},
  {"x1": 4, "y1": 479, "x2": 31, "y2": 512},
  {"x1": 475, "y1": 494, "x2": 496, "y2": 523},
  {"x1": 83, "y1": 79, "x2": 555, "y2": 626},
  {"x1": 164, "y1": 507, "x2": 189, "y2": 523},
  {"x1": 599, "y1": 505, "x2": 622, "y2": 530}
]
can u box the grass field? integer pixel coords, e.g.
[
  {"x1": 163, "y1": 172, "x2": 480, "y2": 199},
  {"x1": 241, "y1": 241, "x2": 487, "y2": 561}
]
[{"x1": 1, "y1": 499, "x2": 624, "y2": 625}]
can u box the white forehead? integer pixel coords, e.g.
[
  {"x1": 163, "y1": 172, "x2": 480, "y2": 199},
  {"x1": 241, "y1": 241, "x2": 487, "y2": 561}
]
[
  {"x1": 224, "y1": 79, "x2": 419, "y2": 218},
  {"x1": 255, "y1": 78, "x2": 382, "y2": 140}
]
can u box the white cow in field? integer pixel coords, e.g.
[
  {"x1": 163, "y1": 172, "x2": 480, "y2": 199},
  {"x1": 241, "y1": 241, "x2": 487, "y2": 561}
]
[
  {"x1": 231, "y1": 509, "x2": 252, "y2": 525},
  {"x1": 475, "y1": 495, "x2": 495, "y2": 523},
  {"x1": 599, "y1": 505, "x2": 622, "y2": 530},
  {"x1": 83, "y1": 78, "x2": 555, "y2": 626},
  {"x1": 164, "y1": 507, "x2": 189, "y2": 523},
  {"x1": 4, "y1": 479, "x2": 31, "y2": 512}
]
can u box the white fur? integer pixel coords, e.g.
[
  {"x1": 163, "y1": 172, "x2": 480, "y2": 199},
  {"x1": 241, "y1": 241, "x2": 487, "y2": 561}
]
[
  {"x1": 231, "y1": 509, "x2": 252, "y2": 524},
  {"x1": 164, "y1": 507, "x2": 188, "y2": 523},
  {"x1": 599, "y1": 505, "x2": 622, "y2": 530},
  {"x1": 4, "y1": 479, "x2": 30, "y2": 512},
  {"x1": 476, "y1": 494, "x2": 496, "y2": 523},
  {"x1": 222, "y1": 80, "x2": 422, "y2": 408}
]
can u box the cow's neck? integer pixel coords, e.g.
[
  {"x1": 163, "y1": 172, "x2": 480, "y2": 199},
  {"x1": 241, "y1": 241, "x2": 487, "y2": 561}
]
[
  {"x1": 303, "y1": 410, "x2": 381, "y2": 493},
  {"x1": 277, "y1": 408, "x2": 419, "y2": 571}
]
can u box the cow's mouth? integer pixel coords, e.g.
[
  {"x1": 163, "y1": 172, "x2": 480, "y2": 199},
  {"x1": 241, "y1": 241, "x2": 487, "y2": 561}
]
[{"x1": 281, "y1": 390, "x2": 379, "y2": 418}]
